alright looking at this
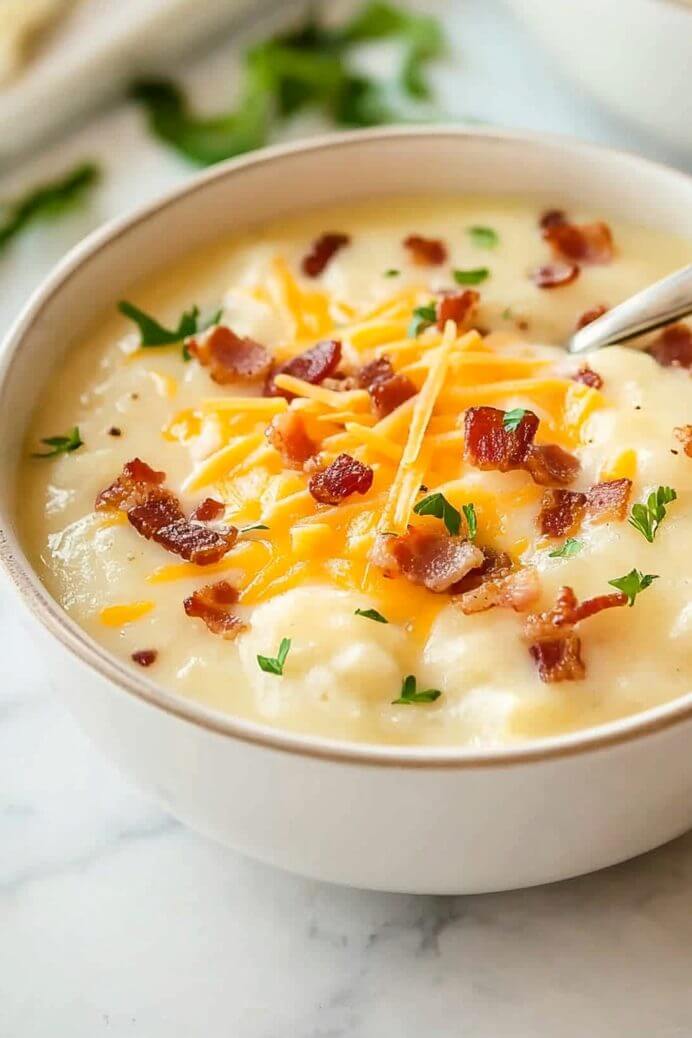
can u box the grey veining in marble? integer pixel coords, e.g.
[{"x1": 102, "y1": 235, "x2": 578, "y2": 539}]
[{"x1": 1, "y1": 2, "x2": 691, "y2": 1035}]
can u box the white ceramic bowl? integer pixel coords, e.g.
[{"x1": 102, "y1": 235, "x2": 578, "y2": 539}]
[
  {"x1": 2, "y1": 127, "x2": 692, "y2": 894},
  {"x1": 506, "y1": 0, "x2": 692, "y2": 155}
]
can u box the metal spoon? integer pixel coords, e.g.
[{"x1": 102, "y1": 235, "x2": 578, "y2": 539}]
[{"x1": 567, "y1": 263, "x2": 692, "y2": 355}]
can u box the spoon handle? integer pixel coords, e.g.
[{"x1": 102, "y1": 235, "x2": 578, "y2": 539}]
[{"x1": 567, "y1": 263, "x2": 692, "y2": 355}]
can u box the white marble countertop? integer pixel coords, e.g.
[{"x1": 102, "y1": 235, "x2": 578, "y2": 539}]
[{"x1": 2, "y1": 3, "x2": 692, "y2": 1035}]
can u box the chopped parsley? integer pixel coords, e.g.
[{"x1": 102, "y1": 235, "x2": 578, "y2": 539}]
[
  {"x1": 628, "y1": 486, "x2": 677, "y2": 543},
  {"x1": 131, "y1": 3, "x2": 443, "y2": 165},
  {"x1": 118, "y1": 301, "x2": 221, "y2": 357},
  {"x1": 548, "y1": 537, "x2": 583, "y2": 559},
  {"x1": 241, "y1": 523, "x2": 269, "y2": 534},
  {"x1": 408, "y1": 302, "x2": 437, "y2": 337},
  {"x1": 257, "y1": 637, "x2": 291, "y2": 676},
  {"x1": 414, "y1": 492, "x2": 461, "y2": 536},
  {"x1": 0, "y1": 162, "x2": 100, "y2": 254},
  {"x1": 392, "y1": 674, "x2": 441, "y2": 705},
  {"x1": 354, "y1": 607, "x2": 389, "y2": 623},
  {"x1": 608, "y1": 569, "x2": 658, "y2": 607},
  {"x1": 461, "y1": 502, "x2": 477, "y2": 540},
  {"x1": 384, "y1": 268, "x2": 401, "y2": 277},
  {"x1": 32, "y1": 426, "x2": 83, "y2": 459},
  {"x1": 467, "y1": 225, "x2": 499, "y2": 249},
  {"x1": 453, "y1": 267, "x2": 489, "y2": 286},
  {"x1": 503, "y1": 407, "x2": 527, "y2": 432}
]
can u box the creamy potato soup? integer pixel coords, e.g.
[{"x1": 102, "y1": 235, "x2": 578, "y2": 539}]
[{"x1": 20, "y1": 197, "x2": 692, "y2": 746}]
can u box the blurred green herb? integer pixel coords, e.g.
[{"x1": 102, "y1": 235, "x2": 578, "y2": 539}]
[
  {"x1": 355, "y1": 607, "x2": 389, "y2": 623},
  {"x1": 467, "y1": 225, "x2": 499, "y2": 249},
  {"x1": 408, "y1": 302, "x2": 437, "y2": 336},
  {"x1": 118, "y1": 301, "x2": 222, "y2": 358},
  {"x1": 453, "y1": 267, "x2": 489, "y2": 285},
  {"x1": 548, "y1": 537, "x2": 583, "y2": 559},
  {"x1": 32, "y1": 426, "x2": 83, "y2": 459},
  {"x1": 0, "y1": 163, "x2": 99, "y2": 254},
  {"x1": 131, "y1": 2, "x2": 444, "y2": 165}
]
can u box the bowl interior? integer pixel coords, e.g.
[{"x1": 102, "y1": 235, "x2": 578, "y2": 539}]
[{"x1": 2, "y1": 126, "x2": 692, "y2": 763}]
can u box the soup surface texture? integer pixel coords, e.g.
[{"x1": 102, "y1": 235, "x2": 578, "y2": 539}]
[{"x1": 20, "y1": 197, "x2": 692, "y2": 746}]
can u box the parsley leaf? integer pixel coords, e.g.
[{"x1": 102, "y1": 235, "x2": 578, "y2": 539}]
[
  {"x1": 355, "y1": 607, "x2": 389, "y2": 623},
  {"x1": 32, "y1": 426, "x2": 83, "y2": 459},
  {"x1": 628, "y1": 486, "x2": 677, "y2": 543},
  {"x1": 548, "y1": 537, "x2": 583, "y2": 559},
  {"x1": 392, "y1": 674, "x2": 441, "y2": 705},
  {"x1": 608, "y1": 569, "x2": 658, "y2": 607},
  {"x1": 384, "y1": 268, "x2": 400, "y2": 277},
  {"x1": 467, "y1": 225, "x2": 499, "y2": 249},
  {"x1": 0, "y1": 163, "x2": 99, "y2": 254},
  {"x1": 118, "y1": 301, "x2": 221, "y2": 357},
  {"x1": 453, "y1": 267, "x2": 489, "y2": 286},
  {"x1": 461, "y1": 503, "x2": 477, "y2": 540},
  {"x1": 414, "y1": 492, "x2": 461, "y2": 536},
  {"x1": 241, "y1": 523, "x2": 269, "y2": 534},
  {"x1": 503, "y1": 407, "x2": 527, "y2": 432},
  {"x1": 257, "y1": 637, "x2": 291, "y2": 676},
  {"x1": 408, "y1": 302, "x2": 437, "y2": 337}
]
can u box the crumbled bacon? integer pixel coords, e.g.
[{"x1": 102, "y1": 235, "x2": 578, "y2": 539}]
[
  {"x1": 95, "y1": 457, "x2": 165, "y2": 512},
  {"x1": 374, "y1": 528, "x2": 485, "y2": 593},
  {"x1": 191, "y1": 498, "x2": 225, "y2": 522},
  {"x1": 530, "y1": 636, "x2": 585, "y2": 683},
  {"x1": 450, "y1": 546, "x2": 512, "y2": 595},
  {"x1": 543, "y1": 220, "x2": 614, "y2": 264},
  {"x1": 187, "y1": 325, "x2": 271, "y2": 384},
  {"x1": 96, "y1": 459, "x2": 237, "y2": 565},
  {"x1": 132, "y1": 649, "x2": 157, "y2": 667},
  {"x1": 538, "y1": 488, "x2": 587, "y2": 538},
  {"x1": 266, "y1": 410, "x2": 317, "y2": 469},
  {"x1": 301, "y1": 232, "x2": 350, "y2": 278},
  {"x1": 674, "y1": 425, "x2": 692, "y2": 457},
  {"x1": 357, "y1": 355, "x2": 417, "y2": 418},
  {"x1": 524, "y1": 443, "x2": 581, "y2": 486},
  {"x1": 539, "y1": 209, "x2": 567, "y2": 230},
  {"x1": 454, "y1": 566, "x2": 540, "y2": 615},
  {"x1": 531, "y1": 262, "x2": 580, "y2": 289},
  {"x1": 183, "y1": 580, "x2": 247, "y2": 639},
  {"x1": 403, "y1": 234, "x2": 447, "y2": 266},
  {"x1": 308, "y1": 453, "x2": 373, "y2": 505},
  {"x1": 576, "y1": 305, "x2": 608, "y2": 331},
  {"x1": 264, "y1": 339, "x2": 342, "y2": 398},
  {"x1": 464, "y1": 406, "x2": 539, "y2": 471},
  {"x1": 585, "y1": 478, "x2": 632, "y2": 523},
  {"x1": 647, "y1": 323, "x2": 692, "y2": 369},
  {"x1": 437, "y1": 289, "x2": 480, "y2": 330},
  {"x1": 572, "y1": 365, "x2": 603, "y2": 389}
]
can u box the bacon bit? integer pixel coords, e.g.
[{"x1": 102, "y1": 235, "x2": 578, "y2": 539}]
[
  {"x1": 357, "y1": 356, "x2": 395, "y2": 388},
  {"x1": 95, "y1": 457, "x2": 165, "y2": 511},
  {"x1": 464, "y1": 406, "x2": 539, "y2": 472},
  {"x1": 108, "y1": 426, "x2": 122, "y2": 437},
  {"x1": 586, "y1": 478, "x2": 632, "y2": 523},
  {"x1": 576, "y1": 305, "x2": 608, "y2": 331},
  {"x1": 301, "y1": 232, "x2": 350, "y2": 277},
  {"x1": 308, "y1": 453, "x2": 373, "y2": 505},
  {"x1": 538, "y1": 489, "x2": 587, "y2": 538},
  {"x1": 454, "y1": 567, "x2": 541, "y2": 615},
  {"x1": 266, "y1": 410, "x2": 318, "y2": 469},
  {"x1": 357, "y1": 355, "x2": 417, "y2": 418},
  {"x1": 403, "y1": 234, "x2": 447, "y2": 266},
  {"x1": 183, "y1": 580, "x2": 247, "y2": 639},
  {"x1": 374, "y1": 528, "x2": 485, "y2": 592},
  {"x1": 265, "y1": 339, "x2": 342, "y2": 398},
  {"x1": 191, "y1": 498, "x2": 225, "y2": 522},
  {"x1": 131, "y1": 649, "x2": 157, "y2": 667},
  {"x1": 530, "y1": 262, "x2": 580, "y2": 289},
  {"x1": 524, "y1": 443, "x2": 581, "y2": 486},
  {"x1": 187, "y1": 325, "x2": 271, "y2": 384},
  {"x1": 647, "y1": 323, "x2": 692, "y2": 369},
  {"x1": 674, "y1": 425, "x2": 692, "y2": 457},
  {"x1": 450, "y1": 546, "x2": 512, "y2": 595},
  {"x1": 436, "y1": 289, "x2": 480, "y2": 330},
  {"x1": 96, "y1": 459, "x2": 237, "y2": 565},
  {"x1": 539, "y1": 209, "x2": 567, "y2": 230},
  {"x1": 530, "y1": 636, "x2": 585, "y2": 683},
  {"x1": 572, "y1": 365, "x2": 603, "y2": 389},
  {"x1": 543, "y1": 221, "x2": 614, "y2": 264}
]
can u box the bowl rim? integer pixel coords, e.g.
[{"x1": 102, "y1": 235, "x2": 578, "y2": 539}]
[{"x1": 2, "y1": 123, "x2": 692, "y2": 770}]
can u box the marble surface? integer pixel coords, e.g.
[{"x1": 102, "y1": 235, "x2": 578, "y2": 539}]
[{"x1": 2, "y1": 2, "x2": 692, "y2": 1035}]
